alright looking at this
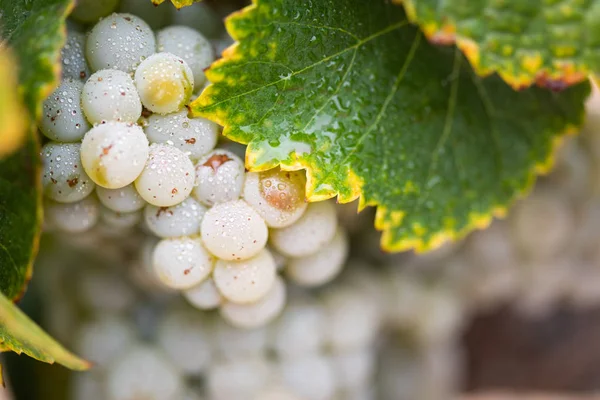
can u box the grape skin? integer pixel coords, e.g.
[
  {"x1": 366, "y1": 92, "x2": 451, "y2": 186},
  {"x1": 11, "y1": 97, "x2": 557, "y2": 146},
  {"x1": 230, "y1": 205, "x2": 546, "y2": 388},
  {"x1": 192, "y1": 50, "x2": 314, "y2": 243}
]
[
  {"x1": 45, "y1": 196, "x2": 99, "y2": 233},
  {"x1": 41, "y1": 142, "x2": 95, "y2": 203},
  {"x1": 143, "y1": 197, "x2": 206, "y2": 238},
  {"x1": 135, "y1": 143, "x2": 195, "y2": 207},
  {"x1": 183, "y1": 278, "x2": 221, "y2": 310},
  {"x1": 193, "y1": 149, "x2": 245, "y2": 207},
  {"x1": 86, "y1": 13, "x2": 156, "y2": 73},
  {"x1": 200, "y1": 200, "x2": 268, "y2": 261},
  {"x1": 82, "y1": 69, "x2": 142, "y2": 124},
  {"x1": 81, "y1": 122, "x2": 149, "y2": 189},
  {"x1": 134, "y1": 52, "x2": 194, "y2": 114},
  {"x1": 152, "y1": 236, "x2": 214, "y2": 290},
  {"x1": 40, "y1": 79, "x2": 90, "y2": 142},
  {"x1": 213, "y1": 248, "x2": 277, "y2": 304},
  {"x1": 61, "y1": 30, "x2": 91, "y2": 81},
  {"x1": 96, "y1": 183, "x2": 146, "y2": 213}
]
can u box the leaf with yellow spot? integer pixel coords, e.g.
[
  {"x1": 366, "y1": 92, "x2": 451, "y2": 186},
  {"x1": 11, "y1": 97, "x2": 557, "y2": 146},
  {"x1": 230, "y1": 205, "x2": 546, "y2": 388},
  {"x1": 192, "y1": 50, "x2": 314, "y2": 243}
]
[
  {"x1": 398, "y1": 0, "x2": 600, "y2": 89},
  {"x1": 193, "y1": 0, "x2": 589, "y2": 252},
  {"x1": 0, "y1": 290, "x2": 90, "y2": 385}
]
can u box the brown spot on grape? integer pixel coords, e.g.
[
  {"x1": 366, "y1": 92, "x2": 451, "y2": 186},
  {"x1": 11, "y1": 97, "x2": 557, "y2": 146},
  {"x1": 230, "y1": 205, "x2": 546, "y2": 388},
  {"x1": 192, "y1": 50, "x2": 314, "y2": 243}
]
[
  {"x1": 202, "y1": 153, "x2": 232, "y2": 172},
  {"x1": 101, "y1": 144, "x2": 113, "y2": 157},
  {"x1": 156, "y1": 207, "x2": 173, "y2": 218},
  {"x1": 67, "y1": 177, "x2": 78, "y2": 187},
  {"x1": 50, "y1": 178, "x2": 57, "y2": 184},
  {"x1": 185, "y1": 138, "x2": 196, "y2": 144},
  {"x1": 172, "y1": 188, "x2": 178, "y2": 194},
  {"x1": 259, "y1": 168, "x2": 306, "y2": 211},
  {"x1": 80, "y1": 71, "x2": 86, "y2": 79}
]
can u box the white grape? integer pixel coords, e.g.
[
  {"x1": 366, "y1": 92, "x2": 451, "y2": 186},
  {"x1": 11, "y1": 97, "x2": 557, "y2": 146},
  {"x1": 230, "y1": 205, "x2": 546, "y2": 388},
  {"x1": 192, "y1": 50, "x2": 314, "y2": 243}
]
[
  {"x1": 243, "y1": 169, "x2": 307, "y2": 228},
  {"x1": 61, "y1": 30, "x2": 90, "y2": 81},
  {"x1": 183, "y1": 277, "x2": 221, "y2": 310},
  {"x1": 118, "y1": 0, "x2": 170, "y2": 30},
  {"x1": 213, "y1": 318, "x2": 268, "y2": 361},
  {"x1": 41, "y1": 142, "x2": 95, "y2": 203},
  {"x1": 96, "y1": 183, "x2": 146, "y2": 213},
  {"x1": 286, "y1": 227, "x2": 348, "y2": 287},
  {"x1": 213, "y1": 248, "x2": 277, "y2": 304},
  {"x1": 106, "y1": 345, "x2": 184, "y2": 400},
  {"x1": 257, "y1": 386, "x2": 303, "y2": 400},
  {"x1": 144, "y1": 197, "x2": 206, "y2": 238},
  {"x1": 201, "y1": 199, "x2": 268, "y2": 260},
  {"x1": 76, "y1": 268, "x2": 137, "y2": 312},
  {"x1": 270, "y1": 201, "x2": 337, "y2": 257},
  {"x1": 157, "y1": 25, "x2": 214, "y2": 89},
  {"x1": 332, "y1": 348, "x2": 376, "y2": 390},
  {"x1": 272, "y1": 299, "x2": 326, "y2": 359},
  {"x1": 74, "y1": 314, "x2": 136, "y2": 367},
  {"x1": 193, "y1": 149, "x2": 245, "y2": 206},
  {"x1": 135, "y1": 143, "x2": 195, "y2": 207},
  {"x1": 220, "y1": 276, "x2": 286, "y2": 329},
  {"x1": 100, "y1": 206, "x2": 141, "y2": 229},
  {"x1": 81, "y1": 122, "x2": 149, "y2": 189},
  {"x1": 152, "y1": 236, "x2": 213, "y2": 289},
  {"x1": 82, "y1": 69, "x2": 142, "y2": 124},
  {"x1": 156, "y1": 309, "x2": 212, "y2": 375},
  {"x1": 324, "y1": 288, "x2": 381, "y2": 351},
  {"x1": 45, "y1": 196, "x2": 99, "y2": 233},
  {"x1": 280, "y1": 355, "x2": 336, "y2": 400},
  {"x1": 70, "y1": 372, "x2": 105, "y2": 400},
  {"x1": 70, "y1": 0, "x2": 119, "y2": 23},
  {"x1": 207, "y1": 357, "x2": 270, "y2": 400},
  {"x1": 86, "y1": 13, "x2": 156, "y2": 73},
  {"x1": 40, "y1": 78, "x2": 90, "y2": 142},
  {"x1": 134, "y1": 52, "x2": 194, "y2": 114},
  {"x1": 144, "y1": 110, "x2": 218, "y2": 160}
]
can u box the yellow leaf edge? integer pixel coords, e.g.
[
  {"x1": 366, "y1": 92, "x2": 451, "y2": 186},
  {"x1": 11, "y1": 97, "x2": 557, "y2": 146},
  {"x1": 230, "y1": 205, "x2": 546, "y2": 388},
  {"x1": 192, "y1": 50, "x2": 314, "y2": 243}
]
[
  {"x1": 0, "y1": 291, "x2": 91, "y2": 380},
  {"x1": 396, "y1": 0, "x2": 589, "y2": 90},
  {"x1": 151, "y1": 0, "x2": 199, "y2": 9},
  {"x1": 192, "y1": 0, "x2": 587, "y2": 253}
]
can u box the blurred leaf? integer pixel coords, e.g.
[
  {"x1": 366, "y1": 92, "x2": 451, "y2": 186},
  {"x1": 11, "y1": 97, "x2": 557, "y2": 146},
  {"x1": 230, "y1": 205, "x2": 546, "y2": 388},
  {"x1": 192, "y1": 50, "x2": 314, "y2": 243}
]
[
  {"x1": 151, "y1": 0, "x2": 200, "y2": 8},
  {"x1": 0, "y1": 47, "x2": 27, "y2": 158}
]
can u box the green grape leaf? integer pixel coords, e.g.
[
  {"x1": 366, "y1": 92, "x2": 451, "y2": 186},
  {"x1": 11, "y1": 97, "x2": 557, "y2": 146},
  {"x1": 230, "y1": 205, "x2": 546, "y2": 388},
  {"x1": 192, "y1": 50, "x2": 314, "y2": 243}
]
[
  {"x1": 0, "y1": 290, "x2": 90, "y2": 383},
  {"x1": 398, "y1": 0, "x2": 600, "y2": 89},
  {"x1": 151, "y1": 0, "x2": 199, "y2": 8},
  {"x1": 0, "y1": 0, "x2": 71, "y2": 298},
  {"x1": 193, "y1": 0, "x2": 589, "y2": 252},
  {"x1": 0, "y1": 48, "x2": 28, "y2": 158}
]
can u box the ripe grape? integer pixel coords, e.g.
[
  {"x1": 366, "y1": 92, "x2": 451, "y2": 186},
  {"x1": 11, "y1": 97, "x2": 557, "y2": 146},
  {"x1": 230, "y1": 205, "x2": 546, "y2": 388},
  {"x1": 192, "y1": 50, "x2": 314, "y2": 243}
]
[
  {"x1": 41, "y1": 142, "x2": 95, "y2": 203},
  {"x1": 207, "y1": 357, "x2": 270, "y2": 400},
  {"x1": 213, "y1": 248, "x2": 277, "y2": 304},
  {"x1": 105, "y1": 345, "x2": 184, "y2": 400},
  {"x1": 86, "y1": 13, "x2": 156, "y2": 73},
  {"x1": 96, "y1": 183, "x2": 146, "y2": 213},
  {"x1": 157, "y1": 26, "x2": 214, "y2": 89},
  {"x1": 220, "y1": 276, "x2": 286, "y2": 329},
  {"x1": 144, "y1": 197, "x2": 206, "y2": 238},
  {"x1": 40, "y1": 78, "x2": 90, "y2": 142},
  {"x1": 135, "y1": 143, "x2": 195, "y2": 207},
  {"x1": 152, "y1": 236, "x2": 214, "y2": 289},
  {"x1": 213, "y1": 319, "x2": 268, "y2": 361},
  {"x1": 193, "y1": 149, "x2": 245, "y2": 206},
  {"x1": 81, "y1": 122, "x2": 149, "y2": 189},
  {"x1": 45, "y1": 196, "x2": 99, "y2": 233},
  {"x1": 243, "y1": 168, "x2": 307, "y2": 228},
  {"x1": 82, "y1": 69, "x2": 142, "y2": 124},
  {"x1": 286, "y1": 227, "x2": 348, "y2": 287},
  {"x1": 270, "y1": 201, "x2": 337, "y2": 257},
  {"x1": 183, "y1": 277, "x2": 221, "y2": 310},
  {"x1": 134, "y1": 52, "x2": 194, "y2": 114},
  {"x1": 61, "y1": 30, "x2": 90, "y2": 81},
  {"x1": 200, "y1": 200, "x2": 268, "y2": 260},
  {"x1": 144, "y1": 110, "x2": 218, "y2": 160}
]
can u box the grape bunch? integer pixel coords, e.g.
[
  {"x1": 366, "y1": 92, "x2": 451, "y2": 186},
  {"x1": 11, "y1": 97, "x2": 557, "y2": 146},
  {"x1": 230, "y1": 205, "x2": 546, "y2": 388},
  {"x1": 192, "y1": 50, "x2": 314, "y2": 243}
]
[{"x1": 40, "y1": 4, "x2": 349, "y2": 330}]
